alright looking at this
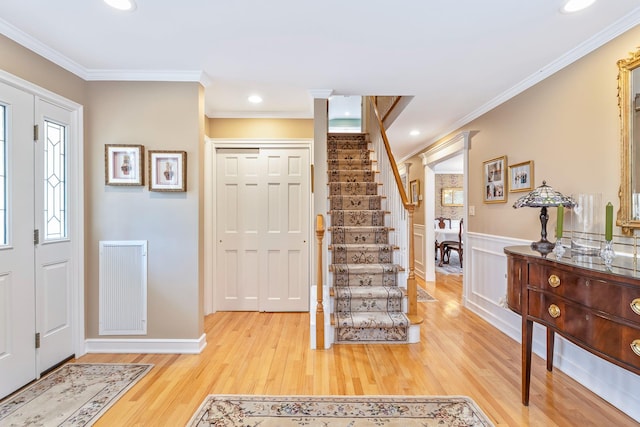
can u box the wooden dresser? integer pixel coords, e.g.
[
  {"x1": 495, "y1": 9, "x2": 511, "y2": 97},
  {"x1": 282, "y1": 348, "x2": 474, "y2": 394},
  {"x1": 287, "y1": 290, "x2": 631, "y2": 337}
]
[{"x1": 504, "y1": 245, "x2": 640, "y2": 405}]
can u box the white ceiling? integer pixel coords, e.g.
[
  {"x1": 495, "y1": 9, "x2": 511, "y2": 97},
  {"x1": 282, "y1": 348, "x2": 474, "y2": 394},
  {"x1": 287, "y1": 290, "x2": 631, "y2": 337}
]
[{"x1": 1, "y1": 1, "x2": 639, "y2": 159}]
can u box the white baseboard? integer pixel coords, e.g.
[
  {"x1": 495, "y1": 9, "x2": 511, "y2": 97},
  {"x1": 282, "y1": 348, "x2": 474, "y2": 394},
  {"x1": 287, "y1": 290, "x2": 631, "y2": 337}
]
[{"x1": 84, "y1": 333, "x2": 207, "y2": 354}]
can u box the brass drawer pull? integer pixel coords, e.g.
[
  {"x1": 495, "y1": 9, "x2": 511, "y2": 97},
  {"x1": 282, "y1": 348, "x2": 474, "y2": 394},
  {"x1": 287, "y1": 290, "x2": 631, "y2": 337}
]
[
  {"x1": 548, "y1": 275, "x2": 561, "y2": 288},
  {"x1": 631, "y1": 298, "x2": 640, "y2": 316},
  {"x1": 548, "y1": 304, "x2": 561, "y2": 318},
  {"x1": 632, "y1": 340, "x2": 640, "y2": 357}
]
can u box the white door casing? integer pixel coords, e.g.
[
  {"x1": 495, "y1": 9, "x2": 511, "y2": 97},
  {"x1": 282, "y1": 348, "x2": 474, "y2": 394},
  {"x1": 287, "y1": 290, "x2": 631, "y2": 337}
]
[
  {"x1": 0, "y1": 81, "x2": 37, "y2": 398},
  {"x1": 213, "y1": 142, "x2": 311, "y2": 312}
]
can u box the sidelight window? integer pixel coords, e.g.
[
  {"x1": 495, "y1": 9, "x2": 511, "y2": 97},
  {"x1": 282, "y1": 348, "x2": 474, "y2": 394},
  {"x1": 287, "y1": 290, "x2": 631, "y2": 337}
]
[{"x1": 43, "y1": 119, "x2": 67, "y2": 241}]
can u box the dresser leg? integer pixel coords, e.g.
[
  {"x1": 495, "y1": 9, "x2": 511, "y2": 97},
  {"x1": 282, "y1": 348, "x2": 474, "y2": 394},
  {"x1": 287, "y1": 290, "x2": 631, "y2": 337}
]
[
  {"x1": 546, "y1": 329, "x2": 555, "y2": 372},
  {"x1": 522, "y1": 319, "x2": 533, "y2": 405}
]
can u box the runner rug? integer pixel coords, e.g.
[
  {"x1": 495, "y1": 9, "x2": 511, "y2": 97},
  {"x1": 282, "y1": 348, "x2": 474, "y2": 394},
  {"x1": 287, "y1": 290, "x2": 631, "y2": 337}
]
[
  {"x1": 0, "y1": 363, "x2": 152, "y2": 426},
  {"x1": 187, "y1": 394, "x2": 495, "y2": 426}
]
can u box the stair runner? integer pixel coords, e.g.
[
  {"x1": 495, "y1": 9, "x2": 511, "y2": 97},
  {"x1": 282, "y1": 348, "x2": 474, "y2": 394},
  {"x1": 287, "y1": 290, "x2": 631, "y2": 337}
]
[{"x1": 328, "y1": 133, "x2": 409, "y2": 342}]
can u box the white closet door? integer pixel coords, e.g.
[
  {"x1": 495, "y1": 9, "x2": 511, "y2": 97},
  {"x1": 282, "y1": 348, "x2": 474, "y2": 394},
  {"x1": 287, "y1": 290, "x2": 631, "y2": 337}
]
[{"x1": 216, "y1": 147, "x2": 309, "y2": 312}]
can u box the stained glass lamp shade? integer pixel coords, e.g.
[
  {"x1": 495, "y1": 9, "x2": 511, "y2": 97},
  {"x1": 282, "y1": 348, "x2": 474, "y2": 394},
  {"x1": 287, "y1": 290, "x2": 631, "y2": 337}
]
[{"x1": 513, "y1": 181, "x2": 574, "y2": 253}]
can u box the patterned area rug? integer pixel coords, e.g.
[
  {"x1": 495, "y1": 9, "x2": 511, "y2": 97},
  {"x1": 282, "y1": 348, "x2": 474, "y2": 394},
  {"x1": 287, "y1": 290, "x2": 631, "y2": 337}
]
[
  {"x1": 436, "y1": 251, "x2": 463, "y2": 275},
  {"x1": 187, "y1": 395, "x2": 495, "y2": 426},
  {"x1": 0, "y1": 363, "x2": 152, "y2": 426},
  {"x1": 417, "y1": 286, "x2": 436, "y2": 302}
]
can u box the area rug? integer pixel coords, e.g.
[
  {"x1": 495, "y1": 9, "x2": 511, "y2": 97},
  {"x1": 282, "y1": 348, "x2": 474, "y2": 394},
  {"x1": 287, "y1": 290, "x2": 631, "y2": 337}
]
[
  {"x1": 417, "y1": 286, "x2": 436, "y2": 302},
  {"x1": 187, "y1": 395, "x2": 495, "y2": 426},
  {"x1": 436, "y1": 251, "x2": 463, "y2": 275},
  {"x1": 0, "y1": 363, "x2": 152, "y2": 426}
]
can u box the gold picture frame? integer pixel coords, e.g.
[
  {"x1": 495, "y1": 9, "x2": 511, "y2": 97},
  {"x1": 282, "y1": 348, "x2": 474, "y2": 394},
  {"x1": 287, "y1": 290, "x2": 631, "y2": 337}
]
[
  {"x1": 442, "y1": 187, "x2": 463, "y2": 206},
  {"x1": 483, "y1": 155, "x2": 507, "y2": 203},
  {"x1": 105, "y1": 144, "x2": 144, "y2": 186},
  {"x1": 508, "y1": 160, "x2": 534, "y2": 193},
  {"x1": 148, "y1": 150, "x2": 187, "y2": 192},
  {"x1": 410, "y1": 179, "x2": 420, "y2": 206}
]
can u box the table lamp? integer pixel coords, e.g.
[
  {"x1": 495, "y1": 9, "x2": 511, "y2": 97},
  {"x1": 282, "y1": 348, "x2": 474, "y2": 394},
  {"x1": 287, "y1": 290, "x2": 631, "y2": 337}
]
[{"x1": 513, "y1": 181, "x2": 574, "y2": 253}]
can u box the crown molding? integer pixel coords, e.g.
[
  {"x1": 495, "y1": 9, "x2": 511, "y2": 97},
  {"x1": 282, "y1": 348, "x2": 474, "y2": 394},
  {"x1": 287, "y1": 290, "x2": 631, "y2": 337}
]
[
  {"x1": 206, "y1": 110, "x2": 313, "y2": 119},
  {"x1": 84, "y1": 69, "x2": 204, "y2": 83},
  {"x1": 308, "y1": 89, "x2": 333, "y2": 99},
  {"x1": 0, "y1": 17, "x2": 89, "y2": 79},
  {"x1": 424, "y1": 6, "x2": 640, "y2": 150}
]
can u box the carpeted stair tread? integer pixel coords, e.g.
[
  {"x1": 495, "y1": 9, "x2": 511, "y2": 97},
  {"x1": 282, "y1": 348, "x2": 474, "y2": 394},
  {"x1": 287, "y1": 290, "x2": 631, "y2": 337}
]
[
  {"x1": 328, "y1": 170, "x2": 377, "y2": 182},
  {"x1": 335, "y1": 311, "x2": 409, "y2": 328},
  {"x1": 329, "y1": 182, "x2": 380, "y2": 196},
  {"x1": 327, "y1": 150, "x2": 372, "y2": 160},
  {"x1": 329, "y1": 227, "x2": 390, "y2": 244},
  {"x1": 329, "y1": 195, "x2": 382, "y2": 210},
  {"x1": 329, "y1": 210, "x2": 386, "y2": 227}
]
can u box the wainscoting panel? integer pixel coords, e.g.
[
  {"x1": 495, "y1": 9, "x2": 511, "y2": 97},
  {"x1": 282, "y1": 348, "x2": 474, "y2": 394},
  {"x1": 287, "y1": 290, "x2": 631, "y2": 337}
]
[
  {"x1": 99, "y1": 241, "x2": 148, "y2": 336},
  {"x1": 466, "y1": 232, "x2": 640, "y2": 421},
  {"x1": 413, "y1": 224, "x2": 425, "y2": 279}
]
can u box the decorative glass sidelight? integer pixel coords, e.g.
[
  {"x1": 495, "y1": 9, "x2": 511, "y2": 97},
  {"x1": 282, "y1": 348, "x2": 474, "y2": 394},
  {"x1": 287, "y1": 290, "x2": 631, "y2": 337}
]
[
  {"x1": 43, "y1": 119, "x2": 67, "y2": 240},
  {"x1": 0, "y1": 105, "x2": 5, "y2": 245}
]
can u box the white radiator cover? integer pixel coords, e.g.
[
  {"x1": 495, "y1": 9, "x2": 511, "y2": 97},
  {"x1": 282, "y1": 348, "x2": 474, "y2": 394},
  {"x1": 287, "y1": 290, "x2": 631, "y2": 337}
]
[{"x1": 99, "y1": 240, "x2": 148, "y2": 335}]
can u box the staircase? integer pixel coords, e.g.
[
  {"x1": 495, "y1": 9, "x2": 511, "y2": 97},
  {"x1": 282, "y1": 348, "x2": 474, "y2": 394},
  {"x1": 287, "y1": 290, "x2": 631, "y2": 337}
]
[{"x1": 328, "y1": 133, "x2": 410, "y2": 343}]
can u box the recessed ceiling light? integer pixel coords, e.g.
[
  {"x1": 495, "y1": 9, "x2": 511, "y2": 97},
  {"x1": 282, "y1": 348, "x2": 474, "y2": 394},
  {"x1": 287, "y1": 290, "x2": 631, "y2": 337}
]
[
  {"x1": 104, "y1": 0, "x2": 136, "y2": 11},
  {"x1": 248, "y1": 95, "x2": 263, "y2": 104},
  {"x1": 410, "y1": 130, "x2": 420, "y2": 136},
  {"x1": 561, "y1": 0, "x2": 596, "y2": 13},
  {"x1": 345, "y1": 112, "x2": 351, "y2": 116}
]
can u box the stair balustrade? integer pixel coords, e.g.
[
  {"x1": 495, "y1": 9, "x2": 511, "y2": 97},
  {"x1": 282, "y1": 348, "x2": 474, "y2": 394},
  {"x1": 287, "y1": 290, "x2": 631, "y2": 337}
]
[{"x1": 366, "y1": 97, "x2": 419, "y2": 320}]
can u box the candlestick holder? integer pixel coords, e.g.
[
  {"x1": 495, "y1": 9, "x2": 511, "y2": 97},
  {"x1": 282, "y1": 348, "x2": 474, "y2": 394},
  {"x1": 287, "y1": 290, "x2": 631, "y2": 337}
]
[
  {"x1": 599, "y1": 240, "x2": 615, "y2": 266},
  {"x1": 553, "y1": 240, "x2": 566, "y2": 258}
]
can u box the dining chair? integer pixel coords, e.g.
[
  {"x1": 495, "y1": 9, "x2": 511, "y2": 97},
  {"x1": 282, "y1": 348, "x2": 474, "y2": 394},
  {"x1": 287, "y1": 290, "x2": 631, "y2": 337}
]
[{"x1": 441, "y1": 218, "x2": 463, "y2": 267}]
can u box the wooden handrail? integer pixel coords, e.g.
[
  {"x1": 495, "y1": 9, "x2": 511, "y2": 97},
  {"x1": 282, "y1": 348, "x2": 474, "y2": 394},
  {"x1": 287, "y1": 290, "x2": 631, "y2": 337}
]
[
  {"x1": 315, "y1": 214, "x2": 325, "y2": 349},
  {"x1": 368, "y1": 96, "x2": 418, "y2": 318},
  {"x1": 369, "y1": 98, "x2": 411, "y2": 209}
]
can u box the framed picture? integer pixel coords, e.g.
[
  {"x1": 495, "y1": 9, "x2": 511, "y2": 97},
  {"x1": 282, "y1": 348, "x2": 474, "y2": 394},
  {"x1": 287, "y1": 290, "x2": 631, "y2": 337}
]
[
  {"x1": 105, "y1": 144, "x2": 144, "y2": 186},
  {"x1": 410, "y1": 179, "x2": 420, "y2": 206},
  {"x1": 508, "y1": 160, "x2": 534, "y2": 193},
  {"x1": 148, "y1": 150, "x2": 187, "y2": 192},
  {"x1": 483, "y1": 156, "x2": 507, "y2": 203},
  {"x1": 442, "y1": 187, "x2": 463, "y2": 206}
]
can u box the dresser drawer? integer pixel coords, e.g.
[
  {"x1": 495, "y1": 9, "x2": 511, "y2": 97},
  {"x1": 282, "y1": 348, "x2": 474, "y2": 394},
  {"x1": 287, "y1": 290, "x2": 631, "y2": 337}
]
[
  {"x1": 529, "y1": 264, "x2": 640, "y2": 322},
  {"x1": 528, "y1": 290, "x2": 640, "y2": 371}
]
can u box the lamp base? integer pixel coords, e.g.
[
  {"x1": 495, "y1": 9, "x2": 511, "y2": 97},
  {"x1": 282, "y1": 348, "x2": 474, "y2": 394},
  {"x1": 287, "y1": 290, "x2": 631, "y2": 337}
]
[{"x1": 531, "y1": 239, "x2": 554, "y2": 255}]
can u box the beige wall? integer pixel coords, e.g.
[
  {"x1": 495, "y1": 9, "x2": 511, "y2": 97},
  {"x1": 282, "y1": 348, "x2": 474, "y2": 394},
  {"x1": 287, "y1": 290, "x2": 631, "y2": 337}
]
[
  {"x1": 86, "y1": 81, "x2": 204, "y2": 339},
  {"x1": 419, "y1": 26, "x2": 640, "y2": 241},
  {"x1": 207, "y1": 118, "x2": 313, "y2": 139},
  {"x1": 0, "y1": 35, "x2": 86, "y2": 105}
]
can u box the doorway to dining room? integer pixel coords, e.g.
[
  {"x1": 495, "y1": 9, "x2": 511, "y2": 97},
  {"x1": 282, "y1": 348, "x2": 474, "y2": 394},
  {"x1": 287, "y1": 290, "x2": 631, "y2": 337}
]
[{"x1": 420, "y1": 132, "x2": 469, "y2": 299}]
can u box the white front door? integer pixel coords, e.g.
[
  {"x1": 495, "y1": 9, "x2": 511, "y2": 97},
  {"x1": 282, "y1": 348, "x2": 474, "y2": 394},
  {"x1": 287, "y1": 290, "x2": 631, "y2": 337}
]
[
  {"x1": 34, "y1": 99, "x2": 74, "y2": 372},
  {"x1": 0, "y1": 82, "x2": 76, "y2": 399},
  {"x1": 0, "y1": 82, "x2": 37, "y2": 398},
  {"x1": 216, "y1": 146, "x2": 310, "y2": 312}
]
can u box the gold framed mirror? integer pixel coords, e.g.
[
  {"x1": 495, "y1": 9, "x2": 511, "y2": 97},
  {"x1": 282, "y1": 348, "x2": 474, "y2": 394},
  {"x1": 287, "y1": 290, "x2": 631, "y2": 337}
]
[
  {"x1": 617, "y1": 48, "x2": 640, "y2": 234},
  {"x1": 442, "y1": 187, "x2": 463, "y2": 207}
]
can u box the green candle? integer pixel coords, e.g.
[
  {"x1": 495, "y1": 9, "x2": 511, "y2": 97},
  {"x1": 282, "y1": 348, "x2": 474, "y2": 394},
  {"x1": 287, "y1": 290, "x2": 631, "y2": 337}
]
[
  {"x1": 556, "y1": 205, "x2": 563, "y2": 239},
  {"x1": 605, "y1": 202, "x2": 613, "y2": 241}
]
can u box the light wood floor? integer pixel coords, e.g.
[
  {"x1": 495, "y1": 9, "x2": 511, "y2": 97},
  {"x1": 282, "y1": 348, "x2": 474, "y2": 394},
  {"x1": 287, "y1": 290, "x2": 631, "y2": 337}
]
[{"x1": 76, "y1": 272, "x2": 639, "y2": 426}]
